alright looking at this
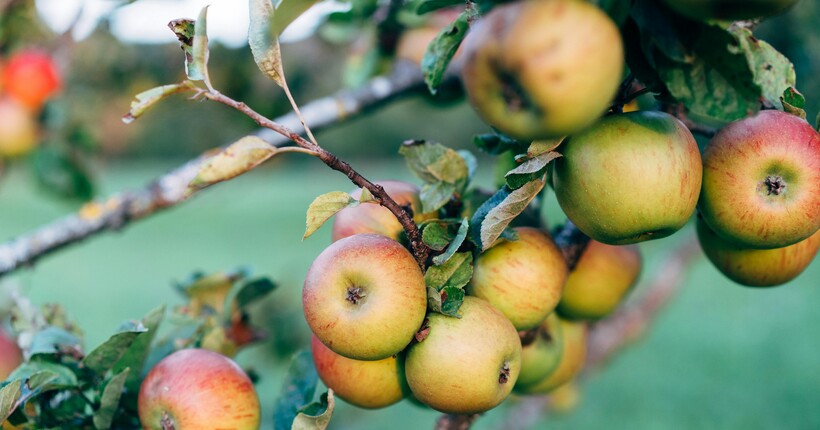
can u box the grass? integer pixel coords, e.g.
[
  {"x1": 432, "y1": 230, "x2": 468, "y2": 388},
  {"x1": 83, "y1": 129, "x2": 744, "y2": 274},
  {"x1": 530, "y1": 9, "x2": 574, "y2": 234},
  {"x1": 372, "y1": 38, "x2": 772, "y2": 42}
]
[{"x1": 0, "y1": 159, "x2": 818, "y2": 429}]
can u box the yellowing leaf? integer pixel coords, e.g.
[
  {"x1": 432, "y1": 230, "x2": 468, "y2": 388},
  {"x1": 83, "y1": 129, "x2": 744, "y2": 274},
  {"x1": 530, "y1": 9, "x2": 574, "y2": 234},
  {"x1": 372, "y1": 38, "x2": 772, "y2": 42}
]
[
  {"x1": 480, "y1": 179, "x2": 545, "y2": 250},
  {"x1": 292, "y1": 389, "x2": 335, "y2": 430},
  {"x1": 249, "y1": 0, "x2": 286, "y2": 86},
  {"x1": 189, "y1": 136, "x2": 278, "y2": 191},
  {"x1": 303, "y1": 192, "x2": 358, "y2": 240},
  {"x1": 122, "y1": 82, "x2": 194, "y2": 124}
]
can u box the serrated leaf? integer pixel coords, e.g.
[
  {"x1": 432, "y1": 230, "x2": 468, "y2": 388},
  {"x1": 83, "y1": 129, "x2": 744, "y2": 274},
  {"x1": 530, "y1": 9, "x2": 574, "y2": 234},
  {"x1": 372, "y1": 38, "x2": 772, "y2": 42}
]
[
  {"x1": 83, "y1": 322, "x2": 147, "y2": 375},
  {"x1": 274, "y1": 350, "x2": 318, "y2": 430},
  {"x1": 292, "y1": 390, "x2": 335, "y2": 430},
  {"x1": 432, "y1": 218, "x2": 469, "y2": 265},
  {"x1": 92, "y1": 368, "x2": 129, "y2": 430},
  {"x1": 416, "y1": 0, "x2": 463, "y2": 15},
  {"x1": 0, "y1": 380, "x2": 22, "y2": 421},
  {"x1": 505, "y1": 152, "x2": 561, "y2": 189},
  {"x1": 249, "y1": 0, "x2": 286, "y2": 86},
  {"x1": 424, "y1": 252, "x2": 473, "y2": 291},
  {"x1": 189, "y1": 136, "x2": 278, "y2": 191},
  {"x1": 471, "y1": 180, "x2": 544, "y2": 250},
  {"x1": 28, "y1": 327, "x2": 82, "y2": 358},
  {"x1": 422, "y1": 10, "x2": 471, "y2": 93},
  {"x1": 400, "y1": 141, "x2": 468, "y2": 184},
  {"x1": 422, "y1": 222, "x2": 452, "y2": 251},
  {"x1": 114, "y1": 306, "x2": 165, "y2": 392},
  {"x1": 122, "y1": 82, "x2": 194, "y2": 124},
  {"x1": 780, "y1": 87, "x2": 807, "y2": 119},
  {"x1": 303, "y1": 191, "x2": 358, "y2": 239}
]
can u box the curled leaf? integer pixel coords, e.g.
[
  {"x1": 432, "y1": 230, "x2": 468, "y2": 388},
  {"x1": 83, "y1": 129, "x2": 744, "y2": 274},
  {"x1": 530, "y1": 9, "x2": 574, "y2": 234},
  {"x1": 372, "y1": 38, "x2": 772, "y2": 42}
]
[
  {"x1": 189, "y1": 136, "x2": 278, "y2": 191},
  {"x1": 249, "y1": 0, "x2": 286, "y2": 86},
  {"x1": 303, "y1": 192, "x2": 358, "y2": 239},
  {"x1": 122, "y1": 82, "x2": 195, "y2": 124}
]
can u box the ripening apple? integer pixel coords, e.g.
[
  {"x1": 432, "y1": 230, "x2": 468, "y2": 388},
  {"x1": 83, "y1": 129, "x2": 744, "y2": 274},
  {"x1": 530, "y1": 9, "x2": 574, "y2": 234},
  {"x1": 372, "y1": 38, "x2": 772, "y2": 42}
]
[
  {"x1": 514, "y1": 312, "x2": 564, "y2": 393},
  {"x1": 0, "y1": 98, "x2": 38, "y2": 158},
  {"x1": 303, "y1": 234, "x2": 427, "y2": 360},
  {"x1": 404, "y1": 296, "x2": 522, "y2": 414},
  {"x1": 2, "y1": 50, "x2": 61, "y2": 111},
  {"x1": 699, "y1": 110, "x2": 820, "y2": 249},
  {"x1": 461, "y1": 0, "x2": 624, "y2": 140},
  {"x1": 331, "y1": 180, "x2": 432, "y2": 242},
  {"x1": 0, "y1": 329, "x2": 22, "y2": 380},
  {"x1": 311, "y1": 334, "x2": 407, "y2": 409},
  {"x1": 552, "y1": 111, "x2": 702, "y2": 245},
  {"x1": 697, "y1": 218, "x2": 819, "y2": 287},
  {"x1": 468, "y1": 227, "x2": 568, "y2": 330},
  {"x1": 516, "y1": 318, "x2": 587, "y2": 395},
  {"x1": 557, "y1": 241, "x2": 642, "y2": 320},
  {"x1": 662, "y1": 0, "x2": 799, "y2": 21},
  {"x1": 138, "y1": 348, "x2": 260, "y2": 430}
]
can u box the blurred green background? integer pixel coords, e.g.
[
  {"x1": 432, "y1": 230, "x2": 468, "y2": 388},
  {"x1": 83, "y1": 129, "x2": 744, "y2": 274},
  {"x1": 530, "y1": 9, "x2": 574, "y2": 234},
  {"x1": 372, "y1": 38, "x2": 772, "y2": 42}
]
[{"x1": 1, "y1": 0, "x2": 819, "y2": 428}]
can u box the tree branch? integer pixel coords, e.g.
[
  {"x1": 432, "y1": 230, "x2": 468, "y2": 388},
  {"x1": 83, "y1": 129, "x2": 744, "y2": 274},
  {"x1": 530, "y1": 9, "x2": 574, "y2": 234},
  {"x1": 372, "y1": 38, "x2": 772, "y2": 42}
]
[{"x1": 0, "y1": 62, "x2": 444, "y2": 277}]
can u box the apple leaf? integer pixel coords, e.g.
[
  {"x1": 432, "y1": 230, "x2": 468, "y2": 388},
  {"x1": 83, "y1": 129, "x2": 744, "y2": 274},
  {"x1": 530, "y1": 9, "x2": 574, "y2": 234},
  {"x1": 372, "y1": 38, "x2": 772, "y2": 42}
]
[
  {"x1": 82, "y1": 322, "x2": 148, "y2": 375},
  {"x1": 422, "y1": 9, "x2": 472, "y2": 94},
  {"x1": 8, "y1": 362, "x2": 78, "y2": 390},
  {"x1": 432, "y1": 218, "x2": 469, "y2": 266},
  {"x1": 292, "y1": 389, "x2": 335, "y2": 430},
  {"x1": 168, "y1": 7, "x2": 212, "y2": 88},
  {"x1": 274, "y1": 350, "x2": 318, "y2": 430},
  {"x1": 425, "y1": 251, "x2": 473, "y2": 292},
  {"x1": 0, "y1": 380, "x2": 22, "y2": 421},
  {"x1": 92, "y1": 368, "x2": 129, "y2": 430},
  {"x1": 249, "y1": 0, "x2": 286, "y2": 87},
  {"x1": 416, "y1": 0, "x2": 463, "y2": 15},
  {"x1": 527, "y1": 139, "x2": 563, "y2": 157},
  {"x1": 473, "y1": 131, "x2": 530, "y2": 155},
  {"x1": 28, "y1": 326, "x2": 83, "y2": 358},
  {"x1": 189, "y1": 136, "x2": 279, "y2": 192},
  {"x1": 505, "y1": 152, "x2": 561, "y2": 190},
  {"x1": 781, "y1": 87, "x2": 807, "y2": 119},
  {"x1": 122, "y1": 82, "x2": 195, "y2": 124},
  {"x1": 422, "y1": 222, "x2": 452, "y2": 251},
  {"x1": 303, "y1": 191, "x2": 358, "y2": 239},
  {"x1": 470, "y1": 180, "x2": 544, "y2": 250},
  {"x1": 230, "y1": 277, "x2": 278, "y2": 311},
  {"x1": 29, "y1": 146, "x2": 95, "y2": 201},
  {"x1": 113, "y1": 305, "x2": 165, "y2": 392},
  {"x1": 400, "y1": 141, "x2": 470, "y2": 213}
]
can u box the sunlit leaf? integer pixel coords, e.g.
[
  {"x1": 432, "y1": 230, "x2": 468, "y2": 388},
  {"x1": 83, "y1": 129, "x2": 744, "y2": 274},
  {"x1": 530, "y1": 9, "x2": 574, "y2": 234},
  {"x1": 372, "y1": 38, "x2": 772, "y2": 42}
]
[
  {"x1": 303, "y1": 192, "x2": 358, "y2": 239},
  {"x1": 189, "y1": 136, "x2": 278, "y2": 191},
  {"x1": 249, "y1": 0, "x2": 286, "y2": 86},
  {"x1": 122, "y1": 82, "x2": 195, "y2": 124}
]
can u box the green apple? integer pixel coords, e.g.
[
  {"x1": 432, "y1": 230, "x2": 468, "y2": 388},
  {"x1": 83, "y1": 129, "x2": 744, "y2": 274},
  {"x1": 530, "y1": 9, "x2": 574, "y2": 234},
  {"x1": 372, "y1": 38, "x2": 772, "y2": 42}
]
[
  {"x1": 405, "y1": 296, "x2": 522, "y2": 414},
  {"x1": 467, "y1": 227, "x2": 568, "y2": 330},
  {"x1": 303, "y1": 234, "x2": 427, "y2": 360},
  {"x1": 311, "y1": 334, "x2": 407, "y2": 409},
  {"x1": 557, "y1": 241, "x2": 642, "y2": 320},
  {"x1": 516, "y1": 318, "x2": 587, "y2": 395},
  {"x1": 552, "y1": 111, "x2": 702, "y2": 245},
  {"x1": 699, "y1": 110, "x2": 820, "y2": 249},
  {"x1": 0, "y1": 329, "x2": 21, "y2": 380},
  {"x1": 697, "y1": 218, "x2": 819, "y2": 287},
  {"x1": 138, "y1": 349, "x2": 260, "y2": 429},
  {"x1": 662, "y1": 0, "x2": 799, "y2": 21},
  {"x1": 461, "y1": 0, "x2": 624, "y2": 140},
  {"x1": 332, "y1": 180, "x2": 431, "y2": 242},
  {"x1": 0, "y1": 98, "x2": 37, "y2": 158},
  {"x1": 514, "y1": 312, "x2": 564, "y2": 393}
]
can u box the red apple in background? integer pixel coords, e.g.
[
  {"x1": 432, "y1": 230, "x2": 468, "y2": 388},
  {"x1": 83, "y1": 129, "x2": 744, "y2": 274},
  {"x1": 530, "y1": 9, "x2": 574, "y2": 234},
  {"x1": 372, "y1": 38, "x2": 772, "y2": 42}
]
[
  {"x1": 697, "y1": 218, "x2": 819, "y2": 287},
  {"x1": 557, "y1": 241, "x2": 642, "y2": 320},
  {"x1": 0, "y1": 98, "x2": 37, "y2": 157},
  {"x1": 468, "y1": 227, "x2": 568, "y2": 330},
  {"x1": 138, "y1": 348, "x2": 260, "y2": 430},
  {"x1": 303, "y1": 234, "x2": 427, "y2": 360},
  {"x1": 331, "y1": 180, "x2": 431, "y2": 242},
  {"x1": 2, "y1": 50, "x2": 61, "y2": 111},
  {"x1": 311, "y1": 335, "x2": 407, "y2": 409},
  {"x1": 552, "y1": 111, "x2": 702, "y2": 245},
  {"x1": 404, "y1": 297, "x2": 522, "y2": 414},
  {"x1": 699, "y1": 110, "x2": 820, "y2": 249},
  {"x1": 0, "y1": 329, "x2": 22, "y2": 380}
]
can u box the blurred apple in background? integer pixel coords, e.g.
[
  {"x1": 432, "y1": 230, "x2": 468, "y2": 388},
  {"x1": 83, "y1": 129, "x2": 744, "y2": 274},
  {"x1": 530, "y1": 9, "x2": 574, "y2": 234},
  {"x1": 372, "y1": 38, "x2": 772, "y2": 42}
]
[
  {"x1": 0, "y1": 329, "x2": 22, "y2": 380},
  {"x1": 0, "y1": 98, "x2": 38, "y2": 157},
  {"x1": 2, "y1": 50, "x2": 61, "y2": 112}
]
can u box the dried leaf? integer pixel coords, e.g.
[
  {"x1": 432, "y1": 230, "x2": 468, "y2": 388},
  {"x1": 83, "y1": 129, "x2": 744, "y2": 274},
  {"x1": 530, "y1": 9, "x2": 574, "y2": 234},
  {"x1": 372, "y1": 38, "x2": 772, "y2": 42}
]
[
  {"x1": 122, "y1": 82, "x2": 194, "y2": 124},
  {"x1": 189, "y1": 136, "x2": 278, "y2": 191},
  {"x1": 249, "y1": 0, "x2": 286, "y2": 86}
]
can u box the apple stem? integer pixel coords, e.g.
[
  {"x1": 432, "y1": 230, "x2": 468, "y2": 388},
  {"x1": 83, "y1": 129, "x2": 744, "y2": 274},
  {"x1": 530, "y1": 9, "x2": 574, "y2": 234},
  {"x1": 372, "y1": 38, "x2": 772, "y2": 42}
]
[{"x1": 764, "y1": 175, "x2": 786, "y2": 195}]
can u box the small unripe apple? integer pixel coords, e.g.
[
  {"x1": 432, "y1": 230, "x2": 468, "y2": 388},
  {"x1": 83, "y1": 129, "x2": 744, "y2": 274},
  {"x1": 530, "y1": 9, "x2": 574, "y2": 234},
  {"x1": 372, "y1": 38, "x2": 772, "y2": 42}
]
[
  {"x1": 461, "y1": 0, "x2": 624, "y2": 140},
  {"x1": 516, "y1": 318, "x2": 587, "y2": 395},
  {"x1": 331, "y1": 180, "x2": 430, "y2": 242},
  {"x1": 699, "y1": 110, "x2": 820, "y2": 249},
  {"x1": 552, "y1": 111, "x2": 702, "y2": 245},
  {"x1": 2, "y1": 50, "x2": 61, "y2": 111},
  {"x1": 0, "y1": 329, "x2": 22, "y2": 380},
  {"x1": 0, "y1": 98, "x2": 38, "y2": 158},
  {"x1": 468, "y1": 227, "x2": 568, "y2": 330},
  {"x1": 514, "y1": 313, "x2": 564, "y2": 393},
  {"x1": 405, "y1": 296, "x2": 522, "y2": 414},
  {"x1": 311, "y1": 334, "x2": 407, "y2": 409},
  {"x1": 303, "y1": 234, "x2": 427, "y2": 360},
  {"x1": 138, "y1": 348, "x2": 260, "y2": 430},
  {"x1": 557, "y1": 241, "x2": 642, "y2": 320},
  {"x1": 697, "y1": 218, "x2": 819, "y2": 287},
  {"x1": 661, "y1": 0, "x2": 799, "y2": 21}
]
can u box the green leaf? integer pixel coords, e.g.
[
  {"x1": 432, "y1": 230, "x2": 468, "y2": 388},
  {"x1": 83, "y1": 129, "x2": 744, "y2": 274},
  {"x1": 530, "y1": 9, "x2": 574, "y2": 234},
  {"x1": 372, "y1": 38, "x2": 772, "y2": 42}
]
[
  {"x1": 432, "y1": 218, "x2": 469, "y2": 266},
  {"x1": 189, "y1": 136, "x2": 279, "y2": 191},
  {"x1": 400, "y1": 141, "x2": 469, "y2": 212},
  {"x1": 422, "y1": 10, "x2": 472, "y2": 94},
  {"x1": 292, "y1": 390, "x2": 335, "y2": 430},
  {"x1": 457, "y1": 150, "x2": 478, "y2": 182},
  {"x1": 122, "y1": 82, "x2": 195, "y2": 124},
  {"x1": 168, "y1": 7, "x2": 211, "y2": 87},
  {"x1": 0, "y1": 380, "x2": 22, "y2": 421},
  {"x1": 422, "y1": 222, "x2": 453, "y2": 251},
  {"x1": 83, "y1": 322, "x2": 147, "y2": 375},
  {"x1": 113, "y1": 306, "x2": 165, "y2": 392},
  {"x1": 249, "y1": 0, "x2": 286, "y2": 86},
  {"x1": 274, "y1": 0, "x2": 320, "y2": 36},
  {"x1": 29, "y1": 146, "x2": 95, "y2": 201},
  {"x1": 439, "y1": 286, "x2": 465, "y2": 317},
  {"x1": 780, "y1": 87, "x2": 807, "y2": 119},
  {"x1": 425, "y1": 252, "x2": 473, "y2": 291},
  {"x1": 419, "y1": 182, "x2": 457, "y2": 214},
  {"x1": 274, "y1": 350, "x2": 318, "y2": 430},
  {"x1": 232, "y1": 278, "x2": 278, "y2": 311},
  {"x1": 416, "y1": 0, "x2": 463, "y2": 15},
  {"x1": 93, "y1": 368, "x2": 129, "y2": 430},
  {"x1": 470, "y1": 180, "x2": 544, "y2": 250},
  {"x1": 28, "y1": 326, "x2": 83, "y2": 357},
  {"x1": 472, "y1": 132, "x2": 529, "y2": 155},
  {"x1": 729, "y1": 25, "x2": 795, "y2": 111},
  {"x1": 505, "y1": 152, "x2": 561, "y2": 190},
  {"x1": 8, "y1": 361, "x2": 78, "y2": 389},
  {"x1": 303, "y1": 191, "x2": 358, "y2": 239}
]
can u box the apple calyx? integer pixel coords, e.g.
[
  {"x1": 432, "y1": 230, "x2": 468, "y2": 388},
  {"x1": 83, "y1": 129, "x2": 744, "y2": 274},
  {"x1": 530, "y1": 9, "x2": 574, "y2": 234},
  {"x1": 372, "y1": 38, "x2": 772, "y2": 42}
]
[
  {"x1": 160, "y1": 411, "x2": 175, "y2": 430},
  {"x1": 345, "y1": 286, "x2": 367, "y2": 305},
  {"x1": 763, "y1": 175, "x2": 786, "y2": 196},
  {"x1": 499, "y1": 363, "x2": 511, "y2": 384},
  {"x1": 498, "y1": 69, "x2": 533, "y2": 113}
]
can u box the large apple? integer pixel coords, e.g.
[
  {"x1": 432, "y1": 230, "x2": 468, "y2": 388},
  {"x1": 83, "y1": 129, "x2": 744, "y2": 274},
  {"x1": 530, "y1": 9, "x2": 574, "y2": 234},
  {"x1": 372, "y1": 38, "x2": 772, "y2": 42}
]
[
  {"x1": 514, "y1": 312, "x2": 564, "y2": 393},
  {"x1": 311, "y1": 334, "x2": 407, "y2": 409},
  {"x1": 461, "y1": 0, "x2": 623, "y2": 140},
  {"x1": 0, "y1": 329, "x2": 22, "y2": 380},
  {"x1": 467, "y1": 227, "x2": 567, "y2": 330},
  {"x1": 303, "y1": 234, "x2": 427, "y2": 360},
  {"x1": 697, "y1": 218, "x2": 819, "y2": 287},
  {"x1": 662, "y1": 0, "x2": 799, "y2": 21},
  {"x1": 0, "y1": 98, "x2": 37, "y2": 158},
  {"x1": 552, "y1": 111, "x2": 702, "y2": 245},
  {"x1": 2, "y1": 50, "x2": 61, "y2": 111},
  {"x1": 557, "y1": 241, "x2": 642, "y2": 320},
  {"x1": 331, "y1": 180, "x2": 431, "y2": 242},
  {"x1": 699, "y1": 110, "x2": 820, "y2": 249},
  {"x1": 516, "y1": 318, "x2": 587, "y2": 395},
  {"x1": 404, "y1": 296, "x2": 522, "y2": 414},
  {"x1": 138, "y1": 348, "x2": 260, "y2": 430}
]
